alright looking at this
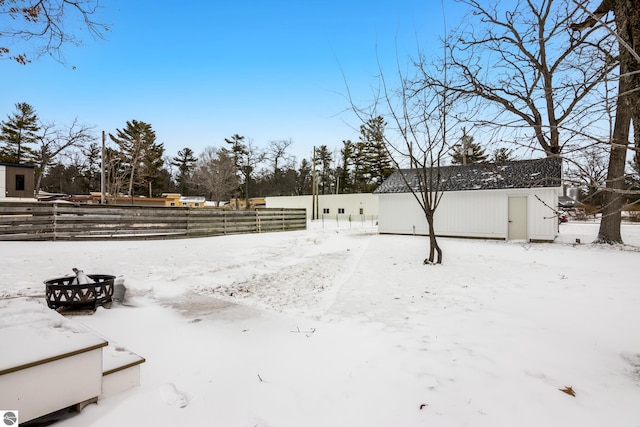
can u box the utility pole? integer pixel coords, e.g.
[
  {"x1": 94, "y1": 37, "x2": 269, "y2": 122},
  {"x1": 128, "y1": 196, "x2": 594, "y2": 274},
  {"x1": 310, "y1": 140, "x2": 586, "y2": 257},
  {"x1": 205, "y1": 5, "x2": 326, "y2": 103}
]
[
  {"x1": 462, "y1": 127, "x2": 467, "y2": 166},
  {"x1": 101, "y1": 130, "x2": 106, "y2": 204},
  {"x1": 311, "y1": 147, "x2": 316, "y2": 220}
]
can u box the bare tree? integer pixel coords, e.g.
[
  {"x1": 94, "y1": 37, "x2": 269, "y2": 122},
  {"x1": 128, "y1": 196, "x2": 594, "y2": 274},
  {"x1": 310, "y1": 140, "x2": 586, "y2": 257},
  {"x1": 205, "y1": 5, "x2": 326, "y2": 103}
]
[
  {"x1": 564, "y1": 145, "x2": 610, "y2": 205},
  {"x1": 441, "y1": 0, "x2": 617, "y2": 156},
  {"x1": 1, "y1": 0, "x2": 107, "y2": 64},
  {"x1": 571, "y1": 0, "x2": 640, "y2": 244},
  {"x1": 224, "y1": 135, "x2": 265, "y2": 208},
  {"x1": 34, "y1": 119, "x2": 94, "y2": 194},
  {"x1": 103, "y1": 146, "x2": 127, "y2": 200},
  {"x1": 193, "y1": 147, "x2": 239, "y2": 205},
  {"x1": 266, "y1": 139, "x2": 293, "y2": 194},
  {"x1": 348, "y1": 43, "x2": 460, "y2": 264}
]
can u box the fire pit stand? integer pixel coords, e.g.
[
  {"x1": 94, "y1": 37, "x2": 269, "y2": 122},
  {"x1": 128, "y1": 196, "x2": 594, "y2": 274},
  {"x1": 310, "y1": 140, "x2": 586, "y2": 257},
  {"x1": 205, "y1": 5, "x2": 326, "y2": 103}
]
[{"x1": 45, "y1": 274, "x2": 116, "y2": 311}]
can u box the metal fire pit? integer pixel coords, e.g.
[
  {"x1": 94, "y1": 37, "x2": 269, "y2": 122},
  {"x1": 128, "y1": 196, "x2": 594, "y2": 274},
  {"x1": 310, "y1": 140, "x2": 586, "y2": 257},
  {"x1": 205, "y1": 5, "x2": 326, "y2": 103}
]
[{"x1": 45, "y1": 274, "x2": 115, "y2": 311}]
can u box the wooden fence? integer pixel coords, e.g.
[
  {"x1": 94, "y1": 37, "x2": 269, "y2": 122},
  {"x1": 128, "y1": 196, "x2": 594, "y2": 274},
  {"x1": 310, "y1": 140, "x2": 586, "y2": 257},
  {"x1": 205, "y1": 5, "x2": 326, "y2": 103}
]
[{"x1": 0, "y1": 202, "x2": 307, "y2": 241}]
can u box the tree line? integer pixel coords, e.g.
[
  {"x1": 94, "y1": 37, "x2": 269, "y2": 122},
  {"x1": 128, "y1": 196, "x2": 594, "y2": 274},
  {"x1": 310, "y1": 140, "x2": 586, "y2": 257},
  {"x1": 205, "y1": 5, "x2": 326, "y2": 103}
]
[
  {"x1": 0, "y1": 103, "x2": 402, "y2": 202},
  {"x1": 4, "y1": 99, "x2": 634, "y2": 208}
]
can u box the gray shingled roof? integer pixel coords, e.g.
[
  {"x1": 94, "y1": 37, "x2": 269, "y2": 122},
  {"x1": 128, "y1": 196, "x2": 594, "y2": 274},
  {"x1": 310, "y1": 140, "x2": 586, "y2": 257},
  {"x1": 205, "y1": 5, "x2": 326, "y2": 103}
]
[{"x1": 374, "y1": 156, "x2": 562, "y2": 194}]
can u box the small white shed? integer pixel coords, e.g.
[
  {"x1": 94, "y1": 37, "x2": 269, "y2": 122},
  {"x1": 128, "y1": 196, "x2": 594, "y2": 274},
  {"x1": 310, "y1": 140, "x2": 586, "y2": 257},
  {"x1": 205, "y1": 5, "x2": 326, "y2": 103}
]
[{"x1": 374, "y1": 157, "x2": 563, "y2": 242}]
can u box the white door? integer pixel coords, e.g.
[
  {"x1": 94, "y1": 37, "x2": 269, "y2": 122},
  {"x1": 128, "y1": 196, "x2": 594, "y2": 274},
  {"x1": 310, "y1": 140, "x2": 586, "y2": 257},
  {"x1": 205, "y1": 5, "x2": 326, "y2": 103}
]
[{"x1": 508, "y1": 197, "x2": 528, "y2": 240}]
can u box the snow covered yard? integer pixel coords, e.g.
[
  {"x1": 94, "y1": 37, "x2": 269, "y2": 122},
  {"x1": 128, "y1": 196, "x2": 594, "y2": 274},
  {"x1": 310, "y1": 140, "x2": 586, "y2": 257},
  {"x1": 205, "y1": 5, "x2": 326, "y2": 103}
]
[{"x1": 1, "y1": 221, "x2": 639, "y2": 426}]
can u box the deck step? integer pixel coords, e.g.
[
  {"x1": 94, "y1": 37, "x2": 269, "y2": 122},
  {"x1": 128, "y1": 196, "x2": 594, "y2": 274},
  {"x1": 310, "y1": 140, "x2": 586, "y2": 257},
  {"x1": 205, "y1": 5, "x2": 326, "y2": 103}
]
[{"x1": 101, "y1": 343, "x2": 146, "y2": 398}]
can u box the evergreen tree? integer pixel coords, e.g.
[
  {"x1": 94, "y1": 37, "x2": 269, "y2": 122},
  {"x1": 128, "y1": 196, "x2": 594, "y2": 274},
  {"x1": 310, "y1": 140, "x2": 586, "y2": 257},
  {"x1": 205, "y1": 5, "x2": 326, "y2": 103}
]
[
  {"x1": 338, "y1": 140, "x2": 355, "y2": 193},
  {"x1": 491, "y1": 147, "x2": 516, "y2": 163},
  {"x1": 362, "y1": 117, "x2": 394, "y2": 187},
  {"x1": 224, "y1": 134, "x2": 247, "y2": 201},
  {"x1": 296, "y1": 158, "x2": 312, "y2": 195},
  {"x1": 109, "y1": 120, "x2": 158, "y2": 196},
  {"x1": 352, "y1": 140, "x2": 370, "y2": 192},
  {"x1": 171, "y1": 147, "x2": 197, "y2": 195},
  {"x1": 355, "y1": 116, "x2": 394, "y2": 192},
  {"x1": 0, "y1": 102, "x2": 40, "y2": 163},
  {"x1": 139, "y1": 141, "x2": 165, "y2": 197},
  {"x1": 41, "y1": 163, "x2": 84, "y2": 194},
  {"x1": 81, "y1": 142, "x2": 102, "y2": 192},
  {"x1": 451, "y1": 130, "x2": 488, "y2": 165},
  {"x1": 314, "y1": 145, "x2": 333, "y2": 194}
]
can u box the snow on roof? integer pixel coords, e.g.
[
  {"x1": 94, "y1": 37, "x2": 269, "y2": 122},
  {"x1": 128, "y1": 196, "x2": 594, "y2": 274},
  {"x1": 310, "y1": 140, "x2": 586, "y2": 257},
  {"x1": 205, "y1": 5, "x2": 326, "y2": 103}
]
[{"x1": 374, "y1": 157, "x2": 562, "y2": 194}]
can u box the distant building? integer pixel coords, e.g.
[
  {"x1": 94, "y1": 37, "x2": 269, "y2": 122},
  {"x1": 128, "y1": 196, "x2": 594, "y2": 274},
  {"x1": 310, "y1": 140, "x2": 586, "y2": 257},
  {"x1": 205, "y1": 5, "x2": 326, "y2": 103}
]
[
  {"x1": 162, "y1": 193, "x2": 206, "y2": 208},
  {"x1": 266, "y1": 193, "x2": 378, "y2": 220},
  {"x1": 83, "y1": 193, "x2": 207, "y2": 207},
  {"x1": 0, "y1": 163, "x2": 36, "y2": 199},
  {"x1": 228, "y1": 197, "x2": 266, "y2": 210}
]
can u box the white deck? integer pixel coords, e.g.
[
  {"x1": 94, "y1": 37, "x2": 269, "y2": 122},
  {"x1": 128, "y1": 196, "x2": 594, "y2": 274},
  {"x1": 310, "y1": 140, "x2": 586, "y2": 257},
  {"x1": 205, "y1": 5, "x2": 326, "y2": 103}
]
[{"x1": 0, "y1": 298, "x2": 144, "y2": 423}]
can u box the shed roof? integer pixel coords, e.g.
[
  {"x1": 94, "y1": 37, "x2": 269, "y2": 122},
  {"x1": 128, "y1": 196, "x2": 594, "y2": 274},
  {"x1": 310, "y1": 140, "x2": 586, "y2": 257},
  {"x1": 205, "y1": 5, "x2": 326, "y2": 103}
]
[
  {"x1": 374, "y1": 157, "x2": 562, "y2": 194},
  {"x1": 0, "y1": 162, "x2": 37, "y2": 168}
]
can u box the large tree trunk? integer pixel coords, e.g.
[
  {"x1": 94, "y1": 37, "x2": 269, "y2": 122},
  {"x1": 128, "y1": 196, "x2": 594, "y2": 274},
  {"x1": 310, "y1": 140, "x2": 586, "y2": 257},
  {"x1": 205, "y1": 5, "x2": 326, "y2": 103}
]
[
  {"x1": 596, "y1": 0, "x2": 640, "y2": 244},
  {"x1": 596, "y1": 80, "x2": 631, "y2": 243},
  {"x1": 575, "y1": 0, "x2": 640, "y2": 243}
]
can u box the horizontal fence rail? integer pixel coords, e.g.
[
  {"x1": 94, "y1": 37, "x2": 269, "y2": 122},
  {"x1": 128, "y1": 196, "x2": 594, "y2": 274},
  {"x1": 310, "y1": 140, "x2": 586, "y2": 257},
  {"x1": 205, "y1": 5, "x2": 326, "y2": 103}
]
[{"x1": 0, "y1": 202, "x2": 306, "y2": 241}]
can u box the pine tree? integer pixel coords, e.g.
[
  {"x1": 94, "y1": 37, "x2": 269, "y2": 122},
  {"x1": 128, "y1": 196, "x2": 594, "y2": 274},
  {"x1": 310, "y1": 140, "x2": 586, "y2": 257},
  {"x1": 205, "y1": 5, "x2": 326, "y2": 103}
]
[
  {"x1": 367, "y1": 139, "x2": 394, "y2": 186},
  {"x1": 109, "y1": 120, "x2": 158, "y2": 196},
  {"x1": 491, "y1": 147, "x2": 516, "y2": 163},
  {"x1": 356, "y1": 116, "x2": 394, "y2": 192},
  {"x1": 0, "y1": 102, "x2": 40, "y2": 163},
  {"x1": 81, "y1": 142, "x2": 102, "y2": 192},
  {"x1": 139, "y1": 141, "x2": 165, "y2": 197},
  {"x1": 352, "y1": 140, "x2": 371, "y2": 192},
  {"x1": 314, "y1": 145, "x2": 333, "y2": 194},
  {"x1": 451, "y1": 130, "x2": 488, "y2": 165},
  {"x1": 296, "y1": 158, "x2": 312, "y2": 195},
  {"x1": 338, "y1": 140, "x2": 355, "y2": 193},
  {"x1": 171, "y1": 147, "x2": 197, "y2": 195}
]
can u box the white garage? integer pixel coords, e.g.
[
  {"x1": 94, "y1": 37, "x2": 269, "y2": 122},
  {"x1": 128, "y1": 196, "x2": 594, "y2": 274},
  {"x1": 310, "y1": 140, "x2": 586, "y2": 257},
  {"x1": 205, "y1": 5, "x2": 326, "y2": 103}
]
[{"x1": 374, "y1": 157, "x2": 563, "y2": 242}]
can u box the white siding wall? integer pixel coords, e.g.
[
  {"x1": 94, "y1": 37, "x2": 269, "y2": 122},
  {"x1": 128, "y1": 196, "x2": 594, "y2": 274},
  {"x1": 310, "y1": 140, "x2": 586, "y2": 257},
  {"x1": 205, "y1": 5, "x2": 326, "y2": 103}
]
[
  {"x1": 0, "y1": 166, "x2": 6, "y2": 198},
  {"x1": 265, "y1": 195, "x2": 313, "y2": 214},
  {"x1": 378, "y1": 187, "x2": 560, "y2": 241},
  {"x1": 266, "y1": 194, "x2": 379, "y2": 220}
]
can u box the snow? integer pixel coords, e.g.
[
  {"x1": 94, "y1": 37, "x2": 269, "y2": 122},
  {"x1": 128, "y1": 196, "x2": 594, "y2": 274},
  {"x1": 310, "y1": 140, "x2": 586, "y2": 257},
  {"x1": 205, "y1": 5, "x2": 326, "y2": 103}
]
[
  {"x1": 1, "y1": 220, "x2": 640, "y2": 426},
  {"x1": 0, "y1": 298, "x2": 106, "y2": 373}
]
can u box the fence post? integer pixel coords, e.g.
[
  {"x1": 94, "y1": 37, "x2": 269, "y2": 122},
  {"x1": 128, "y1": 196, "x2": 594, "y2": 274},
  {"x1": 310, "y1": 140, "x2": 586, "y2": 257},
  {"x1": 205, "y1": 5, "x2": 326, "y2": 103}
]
[
  {"x1": 256, "y1": 210, "x2": 261, "y2": 233},
  {"x1": 223, "y1": 210, "x2": 227, "y2": 234},
  {"x1": 52, "y1": 203, "x2": 58, "y2": 241},
  {"x1": 185, "y1": 206, "x2": 191, "y2": 236}
]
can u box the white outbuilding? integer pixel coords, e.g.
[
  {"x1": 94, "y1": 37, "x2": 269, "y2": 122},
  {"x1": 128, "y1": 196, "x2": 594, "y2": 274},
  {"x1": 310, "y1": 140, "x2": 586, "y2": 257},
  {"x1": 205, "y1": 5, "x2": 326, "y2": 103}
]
[
  {"x1": 266, "y1": 193, "x2": 378, "y2": 222},
  {"x1": 374, "y1": 157, "x2": 563, "y2": 242}
]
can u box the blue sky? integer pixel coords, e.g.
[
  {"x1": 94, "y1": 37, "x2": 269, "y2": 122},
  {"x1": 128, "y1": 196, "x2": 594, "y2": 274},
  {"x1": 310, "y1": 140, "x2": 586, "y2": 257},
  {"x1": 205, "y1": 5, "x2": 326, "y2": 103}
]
[{"x1": 1, "y1": 0, "x2": 467, "y2": 163}]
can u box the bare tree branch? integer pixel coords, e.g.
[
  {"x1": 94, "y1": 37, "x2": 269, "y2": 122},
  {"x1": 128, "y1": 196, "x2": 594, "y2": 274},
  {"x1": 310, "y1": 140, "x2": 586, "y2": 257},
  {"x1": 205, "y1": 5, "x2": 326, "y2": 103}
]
[{"x1": 1, "y1": 0, "x2": 108, "y2": 64}]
